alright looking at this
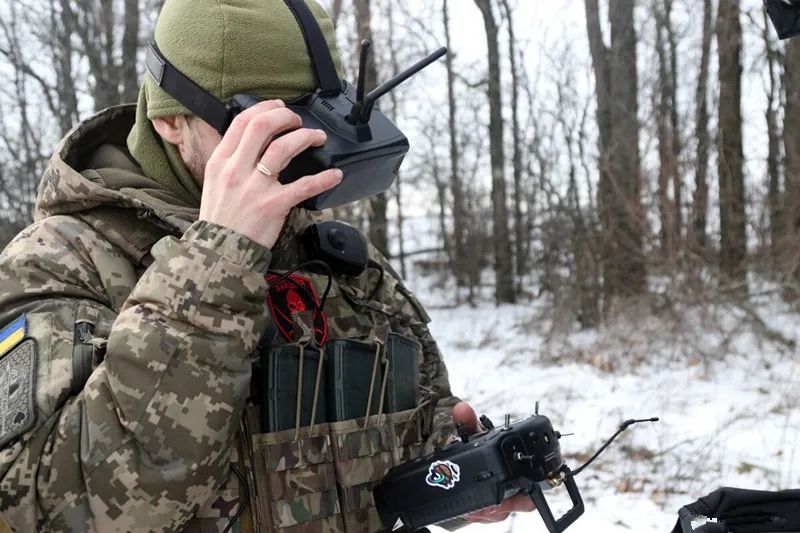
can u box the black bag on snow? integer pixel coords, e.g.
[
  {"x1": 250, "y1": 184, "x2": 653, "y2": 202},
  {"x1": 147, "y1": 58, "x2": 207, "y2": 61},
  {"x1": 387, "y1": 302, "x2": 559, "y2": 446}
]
[{"x1": 672, "y1": 487, "x2": 800, "y2": 533}]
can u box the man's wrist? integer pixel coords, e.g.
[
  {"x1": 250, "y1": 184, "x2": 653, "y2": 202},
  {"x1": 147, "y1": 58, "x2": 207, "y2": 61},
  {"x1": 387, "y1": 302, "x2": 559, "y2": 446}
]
[{"x1": 183, "y1": 220, "x2": 272, "y2": 272}]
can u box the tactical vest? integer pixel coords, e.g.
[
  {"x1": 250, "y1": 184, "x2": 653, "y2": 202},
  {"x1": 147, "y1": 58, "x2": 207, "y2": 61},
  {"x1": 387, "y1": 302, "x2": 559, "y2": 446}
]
[{"x1": 236, "y1": 267, "x2": 440, "y2": 533}]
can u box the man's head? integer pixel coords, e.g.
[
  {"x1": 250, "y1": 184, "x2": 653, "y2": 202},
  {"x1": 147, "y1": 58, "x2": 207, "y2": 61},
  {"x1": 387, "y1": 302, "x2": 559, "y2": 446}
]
[{"x1": 143, "y1": 0, "x2": 342, "y2": 185}]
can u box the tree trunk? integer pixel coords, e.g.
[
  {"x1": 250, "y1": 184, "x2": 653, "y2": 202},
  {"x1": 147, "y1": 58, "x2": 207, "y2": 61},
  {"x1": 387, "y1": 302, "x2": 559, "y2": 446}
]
[
  {"x1": 666, "y1": 0, "x2": 682, "y2": 244},
  {"x1": 655, "y1": 1, "x2": 676, "y2": 260},
  {"x1": 585, "y1": 0, "x2": 610, "y2": 307},
  {"x1": 783, "y1": 38, "x2": 800, "y2": 290},
  {"x1": 607, "y1": 0, "x2": 646, "y2": 297},
  {"x1": 500, "y1": 0, "x2": 526, "y2": 283},
  {"x1": 717, "y1": 0, "x2": 747, "y2": 288},
  {"x1": 331, "y1": 0, "x2": 344, "y2": 28},
  {"x1": 54, "y1": 0, "x2": 80, "y2": 135},
  {"x1": 474, "y1": 0, "x2": 515, "y2": 304},
  {"x1": 385, "y1": 0, "x2": 406, "y2": 278},
  {"x1": 690, "y1": 0, "x2": 713, "y2": 254},
  {"x1": 122, "y1": 0, "x2": 140, "y2": 102},
  {"x1": 586, "y1": 0, "x2": 646, "y2": 305},
  {"x1": 763, "y1": 9, "x2": 783, "y2": 266},
  {"x1": 354, "y1": 0, "x2": 389, "y2": 257},
  {"x1": 443, "y1": 0, "x2": 469, "y2": 294}
]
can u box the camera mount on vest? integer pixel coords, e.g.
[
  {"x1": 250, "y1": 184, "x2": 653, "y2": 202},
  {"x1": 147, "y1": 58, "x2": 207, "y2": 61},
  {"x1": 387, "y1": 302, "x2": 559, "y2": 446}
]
[{"x1": 144, "y1": 0, "x2": 447, "y2": 210}]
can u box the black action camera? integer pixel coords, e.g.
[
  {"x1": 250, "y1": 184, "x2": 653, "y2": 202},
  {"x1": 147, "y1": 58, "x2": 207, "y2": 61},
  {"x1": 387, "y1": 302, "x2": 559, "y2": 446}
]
[
  {"x1": 300, "y1": 220, "x2": 368, "y2": 276},
  {"x1": 373, "y1": 413, "x2": 585, "y2": 533},
  {"x1": 144, "y1": 0, "x2": 446, "y2": 210}
]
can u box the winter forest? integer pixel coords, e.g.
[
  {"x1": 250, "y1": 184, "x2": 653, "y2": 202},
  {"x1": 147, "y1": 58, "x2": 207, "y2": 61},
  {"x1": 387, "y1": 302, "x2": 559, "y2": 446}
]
[{"x1": 0, "y1": 0, "x2": 799, "y2": 531}]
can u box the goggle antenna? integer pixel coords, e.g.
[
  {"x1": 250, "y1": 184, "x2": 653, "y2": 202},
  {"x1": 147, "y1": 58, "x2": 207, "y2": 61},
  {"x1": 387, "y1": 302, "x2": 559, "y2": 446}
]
[{"x1": 348, "y1": 45, "x2": 448, "y2": 124}]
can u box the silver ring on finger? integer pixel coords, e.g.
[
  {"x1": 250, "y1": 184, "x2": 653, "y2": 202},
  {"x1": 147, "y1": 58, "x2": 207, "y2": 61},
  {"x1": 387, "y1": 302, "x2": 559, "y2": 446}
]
[{"x1": 256, "y1": 162, "x2": 276, "y2": 178}]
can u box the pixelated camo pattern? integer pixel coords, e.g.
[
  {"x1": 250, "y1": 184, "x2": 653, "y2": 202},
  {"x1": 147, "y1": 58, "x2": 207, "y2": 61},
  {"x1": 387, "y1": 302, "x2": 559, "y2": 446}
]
[{"x1": 0, "y1": 107, "x2": 458, "y2": 532}]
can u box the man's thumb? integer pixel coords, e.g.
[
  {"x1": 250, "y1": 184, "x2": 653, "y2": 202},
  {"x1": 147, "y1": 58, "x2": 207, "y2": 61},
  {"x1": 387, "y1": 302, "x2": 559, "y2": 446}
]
[{"x1": 452, "y1": 401, "x2": 480, "y2": 434}]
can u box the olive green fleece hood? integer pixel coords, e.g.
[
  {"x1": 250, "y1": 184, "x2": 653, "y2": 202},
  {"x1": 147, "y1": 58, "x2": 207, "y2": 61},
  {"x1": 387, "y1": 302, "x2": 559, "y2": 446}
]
[{"x1": 127, "y1": 0, "x2": 343, "y2": 207}]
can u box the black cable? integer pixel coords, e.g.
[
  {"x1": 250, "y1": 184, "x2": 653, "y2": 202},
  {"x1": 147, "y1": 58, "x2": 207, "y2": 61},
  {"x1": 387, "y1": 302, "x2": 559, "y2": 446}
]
[
  {"x1": 268, "y1": 260, "x2": 333, "y2": 311},
  {"x1": 223, "y1": 463, "x2": 251, "y2": 533},
  {"x1": 569, "y1": 417, "x2": 659, "y2": 477}
]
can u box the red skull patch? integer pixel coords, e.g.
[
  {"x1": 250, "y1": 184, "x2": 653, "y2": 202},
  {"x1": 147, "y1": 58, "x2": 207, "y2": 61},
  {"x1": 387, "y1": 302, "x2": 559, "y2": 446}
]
[{"x1": 266, "y1": 273, "x2": 329, "y2": 345}]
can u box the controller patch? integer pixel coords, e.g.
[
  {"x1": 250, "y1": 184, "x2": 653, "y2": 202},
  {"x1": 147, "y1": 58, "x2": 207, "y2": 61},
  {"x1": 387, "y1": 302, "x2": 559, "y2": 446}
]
[{"x1": 425, "y1": 460, "x2": 461, "y2": 490}]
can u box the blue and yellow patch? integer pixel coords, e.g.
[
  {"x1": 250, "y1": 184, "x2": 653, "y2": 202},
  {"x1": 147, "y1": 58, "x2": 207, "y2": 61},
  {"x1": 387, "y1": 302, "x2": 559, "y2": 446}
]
[{"x1": 0, "y1": 315, "x2": 26, "y2": 358}]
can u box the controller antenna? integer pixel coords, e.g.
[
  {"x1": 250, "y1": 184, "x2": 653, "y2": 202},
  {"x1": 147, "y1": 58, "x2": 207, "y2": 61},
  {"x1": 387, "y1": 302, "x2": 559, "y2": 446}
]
[
  {"x1": 347, "y1": 46, "x2": 448, "y2": 124},
  {"x1": 569, "y1": 417, "x2": 659, "y2": 477},
  {"x1": 354, "y1": 40, "x2": 371, "y2": 110}
]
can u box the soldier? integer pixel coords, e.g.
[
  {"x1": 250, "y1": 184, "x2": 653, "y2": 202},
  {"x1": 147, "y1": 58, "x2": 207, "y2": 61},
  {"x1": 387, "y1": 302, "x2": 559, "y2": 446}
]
[{"x1": 0, "y1": 0, "x2": 532, "y2": 531}]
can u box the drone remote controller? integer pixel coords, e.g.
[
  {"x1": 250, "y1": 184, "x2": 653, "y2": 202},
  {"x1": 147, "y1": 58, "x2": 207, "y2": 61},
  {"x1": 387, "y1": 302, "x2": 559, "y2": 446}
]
[{"x1": 373, "y1": 412, "x2": 584, "y2": 533}]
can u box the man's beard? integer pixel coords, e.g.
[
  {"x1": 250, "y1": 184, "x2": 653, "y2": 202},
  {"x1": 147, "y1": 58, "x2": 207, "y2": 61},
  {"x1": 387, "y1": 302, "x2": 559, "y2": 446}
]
[{"x1": 185, "y1": 135, "x2": 206, "y2": 186}]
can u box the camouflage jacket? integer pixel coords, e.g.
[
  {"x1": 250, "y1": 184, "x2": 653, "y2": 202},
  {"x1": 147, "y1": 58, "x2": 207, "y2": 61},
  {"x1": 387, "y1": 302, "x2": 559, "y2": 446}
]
[{"x1": 0, "y1": 106, "x2": 458, "y2": 532}]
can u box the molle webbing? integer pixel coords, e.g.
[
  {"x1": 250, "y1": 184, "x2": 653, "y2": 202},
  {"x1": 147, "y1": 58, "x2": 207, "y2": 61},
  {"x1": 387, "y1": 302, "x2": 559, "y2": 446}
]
[{"x1": 246, "y1": 409, "x2": 430, "y2": 533}]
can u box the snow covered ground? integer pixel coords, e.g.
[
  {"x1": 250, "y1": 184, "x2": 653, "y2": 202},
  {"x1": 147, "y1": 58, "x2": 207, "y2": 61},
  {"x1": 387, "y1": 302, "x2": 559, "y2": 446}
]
[{"x1": 412, "y1": 277, "x2": 800, "y2": 533}]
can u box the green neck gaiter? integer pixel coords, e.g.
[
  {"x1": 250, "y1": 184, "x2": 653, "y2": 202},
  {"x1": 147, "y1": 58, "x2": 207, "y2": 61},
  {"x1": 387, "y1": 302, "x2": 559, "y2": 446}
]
[{"x1": 127, "y1": 88, "x2": 203, "y2": 207}]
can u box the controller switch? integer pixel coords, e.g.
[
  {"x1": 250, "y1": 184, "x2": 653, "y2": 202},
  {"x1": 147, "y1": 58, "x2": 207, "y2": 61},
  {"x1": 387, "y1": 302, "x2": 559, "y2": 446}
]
[{"x1": 474, "y1": 471, "x2": 494, "y2": 482}]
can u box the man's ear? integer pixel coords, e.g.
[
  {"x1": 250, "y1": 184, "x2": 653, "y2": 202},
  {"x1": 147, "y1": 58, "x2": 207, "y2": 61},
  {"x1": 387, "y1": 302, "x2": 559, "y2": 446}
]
[{"x1": 151, "y1": 115, "x2": 186, "y2": 145}]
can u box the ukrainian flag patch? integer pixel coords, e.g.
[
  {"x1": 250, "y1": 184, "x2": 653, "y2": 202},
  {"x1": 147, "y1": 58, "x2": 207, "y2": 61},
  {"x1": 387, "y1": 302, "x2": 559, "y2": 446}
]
[{"x1": 0, "y1": 315, "x2": 26, "y2": 358}]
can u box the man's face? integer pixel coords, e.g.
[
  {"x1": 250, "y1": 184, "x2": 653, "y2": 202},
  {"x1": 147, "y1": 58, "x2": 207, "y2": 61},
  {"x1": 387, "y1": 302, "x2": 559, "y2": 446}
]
[{"x1": 178, "y1": 115, "x2": 223, "y2": 186}]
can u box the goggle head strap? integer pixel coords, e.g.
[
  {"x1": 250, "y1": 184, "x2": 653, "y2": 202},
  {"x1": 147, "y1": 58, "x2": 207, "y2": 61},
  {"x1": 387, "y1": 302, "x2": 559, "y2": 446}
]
[
  {"x1": 144, "y1": 0, "x2": 342, "y2": 135},
  {"x1": 145, "y1": 42, "x2": 233, "y2": 135}
]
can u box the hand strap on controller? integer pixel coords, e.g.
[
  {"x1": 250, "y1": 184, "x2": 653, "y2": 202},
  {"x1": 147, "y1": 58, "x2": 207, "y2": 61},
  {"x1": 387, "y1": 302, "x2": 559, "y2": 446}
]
[{"x1": 529, "y1": 466, "x2": 585, "y2": 533}]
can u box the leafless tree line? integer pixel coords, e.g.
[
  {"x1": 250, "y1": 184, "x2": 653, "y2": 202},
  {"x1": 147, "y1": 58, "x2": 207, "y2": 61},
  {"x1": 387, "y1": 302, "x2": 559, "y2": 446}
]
[
  {"x1": 0, "y1": 0, "x2": 159, "y2": 243},
  {"x1": 1, "y1": 0, "x2": 799, "y2": 325}
]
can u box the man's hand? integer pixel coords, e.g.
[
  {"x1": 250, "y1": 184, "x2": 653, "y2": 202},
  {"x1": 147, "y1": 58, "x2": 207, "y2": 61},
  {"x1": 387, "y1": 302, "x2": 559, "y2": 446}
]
[
  {"x1": 452, "y1": 402, "x2": 537, "y2": 524},
  {"x1": 199, "y1": 99, "x2": 343, "y2": 249}
]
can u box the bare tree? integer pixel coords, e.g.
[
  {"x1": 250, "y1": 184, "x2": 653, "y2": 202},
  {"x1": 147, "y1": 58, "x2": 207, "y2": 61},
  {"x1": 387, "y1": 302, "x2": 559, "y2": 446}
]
[
  {"x1": 689, "y1": 0, "x2": 713, "y2": 255},
  {"x1": 665, "y1": 0, "x2": 682, "y2": 244},
  {"x1": 654, "y1": 0, "x2": 678, "y2": 260},
  {"x1": 717, "y1": 0, "x2": 747, "y2": 288},
  {"x1": 331, "y1": 0, "x2": 344, "y2": 27},
  {"x1": 0, "y1": 2, "x2": 51, "y2": 244},
  {"x1": 442, "y1": 0, "x2": 474, "y2": 301},
  {"x1": 72, "y1": 0, "x2": 121, "y2": 110},
  {"x1": 499, "y1": 0, "x2": 527, "y2": 283},
  {"x1": 122, "y1": 0, "x2": 141, "y2": 102},
  {"x1": 585, "y1": 0, "x2": 647, "y2": 305},
  {"x1": 354, "y1": 0, "x2": 389, "y2": 257},
  {"x1": 474, "y1": 0, "x2": 515, "y2": 304},
  {"x1": 383, "y1": 0, "x2": 407, "y2": 278},
  {"x1": 783, "y1": 37, "x2": 800, "y2": 291},
  {"x1": 762, "y1": 9, "x2": 783, "y2": 265}
]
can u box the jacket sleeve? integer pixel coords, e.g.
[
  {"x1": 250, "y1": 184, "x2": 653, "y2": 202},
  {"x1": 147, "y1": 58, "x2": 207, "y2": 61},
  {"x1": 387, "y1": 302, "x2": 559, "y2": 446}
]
[
  {"x1": 410, "y1": 315, "x2": 460, "y2": 452},
  {"x1": 0, "y1": 217, "x2": 270, "y2": 532},
  {"x1": 369, "y1": 249, "x2": 460, "y2": 451}
]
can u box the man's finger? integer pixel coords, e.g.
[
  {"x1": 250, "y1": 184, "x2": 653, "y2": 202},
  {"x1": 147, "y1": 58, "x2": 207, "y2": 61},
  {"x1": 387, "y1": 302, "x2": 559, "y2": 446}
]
[
  {"x1": 467, "y1": 509, "x2": 510, "y2": 524},
  {"x1": 452, "y1": 401, "x2": 480, "y2": 434},
  {"x1": 235, "y1": 107, "x2": 302, "y2": 164},
  {"x1": 499, "y1": 494, "x2": 536, "y2": 513},
  {"x1": 465, "y1": 495, "x2": 535, "y2": 524},
  {"x1": 259, "y1": 128, "x2": 327, "y2": 174},
  {"x1": 216, "y1": 99, "x2": 285, "y2": 158},
  {"x1": 282, "y1": 168, "x2": 343, "y2": 206}
]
